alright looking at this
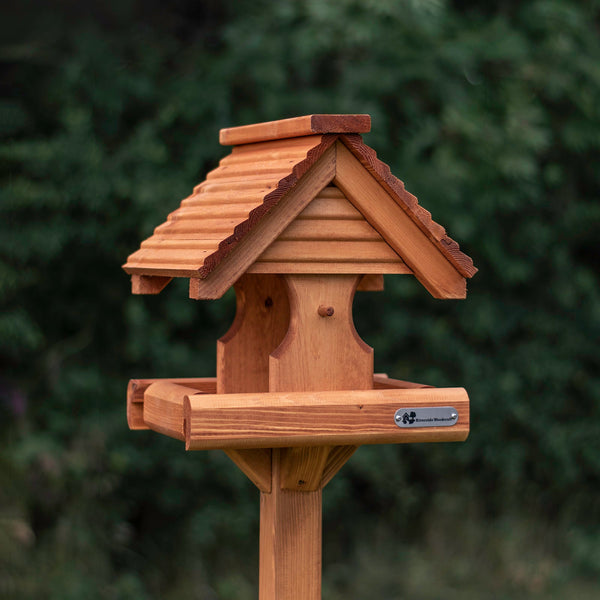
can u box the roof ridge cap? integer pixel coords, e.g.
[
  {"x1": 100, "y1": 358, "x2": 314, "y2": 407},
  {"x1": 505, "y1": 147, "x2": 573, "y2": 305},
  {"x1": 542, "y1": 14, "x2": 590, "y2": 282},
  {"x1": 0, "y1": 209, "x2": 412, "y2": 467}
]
[{"x1": 220, "y1": 114, "x2": 370, "y2": 146}]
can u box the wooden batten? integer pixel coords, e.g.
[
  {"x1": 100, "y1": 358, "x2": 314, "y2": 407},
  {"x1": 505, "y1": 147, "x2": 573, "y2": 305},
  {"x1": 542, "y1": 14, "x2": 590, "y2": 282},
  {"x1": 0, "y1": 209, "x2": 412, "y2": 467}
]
[
  {"x1": 219, "y1": 114, "x2": 371, "y2": 146},
  {"x1": 127, "y1": 377, "x2": 217, "y2": 431},
  {"x1": 126, "y1": 379, "x2": 148, "y2": 430},
  {"x1": 143, "y1": 381, "x2": 203, "y2": 441},
  {"x1": 357, "y1": 274, "x2": 384, "y2": 292},
  {"x1": 184, "y1": 387, "x2": 469, "y2": 450},
  {"x1": 372, "y1": 374, "x2": 433, "y2": 389},
  {"x1": 249, "y1": 185, "x2": 411, "y2": 275},
  {"x1": 131, "y1": 275, "x2": 172, "y2": 295}
]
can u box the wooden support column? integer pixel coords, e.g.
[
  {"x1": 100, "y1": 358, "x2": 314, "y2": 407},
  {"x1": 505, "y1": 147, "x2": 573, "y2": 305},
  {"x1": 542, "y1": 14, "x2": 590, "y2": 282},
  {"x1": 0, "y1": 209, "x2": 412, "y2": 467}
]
[
  {"x1": 258, "y1": 274, "x2": 373, "y2": 600},
  {"x1": 259, "y1": 449, "x2": 322, "y2": 600},
  {"x1": 216, "y1": 273, "x2": 374, "y2": 599}
]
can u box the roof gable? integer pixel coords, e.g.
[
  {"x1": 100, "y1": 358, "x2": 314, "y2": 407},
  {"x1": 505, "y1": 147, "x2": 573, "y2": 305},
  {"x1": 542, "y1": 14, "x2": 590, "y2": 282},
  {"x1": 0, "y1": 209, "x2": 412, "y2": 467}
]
[
  {"x1": 248, "y1": 184, "x2": 411, "y2": 275},
  {"x1": 123, "y1": 116, "x2": 476, "y2": 300}
]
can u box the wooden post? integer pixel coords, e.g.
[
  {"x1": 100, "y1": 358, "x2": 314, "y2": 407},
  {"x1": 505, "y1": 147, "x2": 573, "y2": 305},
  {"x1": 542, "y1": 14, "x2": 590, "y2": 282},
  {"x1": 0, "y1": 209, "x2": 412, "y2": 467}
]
[
  {"x1": 259, "y1": 448, "x2": 322, "y2": 599},
  {"x1": 260, "y1": 274, "x2": 371, "y2": 599},
  {"x1": 217, "y1": 273, "x2": 372, "y2": 599}
]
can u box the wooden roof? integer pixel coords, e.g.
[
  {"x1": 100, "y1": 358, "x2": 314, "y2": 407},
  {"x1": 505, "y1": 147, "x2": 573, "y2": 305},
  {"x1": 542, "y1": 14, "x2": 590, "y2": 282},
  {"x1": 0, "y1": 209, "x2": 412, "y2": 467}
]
[{"x1": 123, "y1": 115, "x2": 477, "y2": 299}]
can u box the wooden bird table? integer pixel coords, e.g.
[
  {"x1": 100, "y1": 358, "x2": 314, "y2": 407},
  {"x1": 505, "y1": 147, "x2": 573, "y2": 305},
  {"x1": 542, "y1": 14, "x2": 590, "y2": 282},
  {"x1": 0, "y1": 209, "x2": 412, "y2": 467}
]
[{"x1": 123, "y1": 115, "x2": 476, "y2": 600}]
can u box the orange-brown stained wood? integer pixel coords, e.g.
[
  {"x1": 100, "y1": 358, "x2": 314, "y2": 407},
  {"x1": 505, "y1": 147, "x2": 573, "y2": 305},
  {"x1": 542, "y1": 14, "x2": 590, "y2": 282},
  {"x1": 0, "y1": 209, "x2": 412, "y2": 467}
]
[
  {"x1": 246, "y1": 262, "x2": 410, "y2": 275},
  {"x1": 217, "y1": 274, "x2": 290, "y2": 394},
  {"x1": 372, "y1": 374, "x2": 433, "y2": 389},
  {"x1": 124, "y1": 115, "x2": 477, "y2": 600},
  {"x1": 131, "y1": 275, "x2": 172, "y2": 295},
  {"x1": 260, "y1": 272, "x2": 373, "y2": 600},
  {"x1": 126, "y1": 377, "x2": 217, "y2": 431},
  {"x1": 357, "y1": 274, "x2": 384, "y2": 292},
  {"x1": 143, "y1": 381, "x2": 204, "y2": 442},
  {"x1": 269, "y1": 274, "x2": 373, "y2": 393},
  {"x1": 124, "y1": 129, "x2": 475, "y2": 298},
  {"x1": 259, "y1": 449, "x2": 322, "y2": 600},
  {"x1": 334, "y1": 141, "x2": 468, "y2": 299},
  {"x1": 250, "y1": 184, "x2": 412, "y2": 274},
  {"x1": 216, "y1": 273, "x2": 290, "y2": 493},
  {"x1": 217, "y1": 134, "x2": 325, "y2": 164},
  {"x1": 184, "y1": 387, "x2": 470, "y2": 450},
  {"x1": 337, "y1": 134, "x2": 477, "y2": 280},
  {"x1": 189, "y1": 143, "x2": 337, "y2": 299},
  {"x1": 320, "y1": 446, "x2": 358, "y2": 487},
  {"x1": 219, "y1": 114, "x2": 371, "y2": 146},
  {"x1": 226, "y1": 448, "x2": 273, "y2": 493},
  {"x1": 279, "y1": 447, "x2": 332, "y2": 491},
  {"x1": 123, "y1": 135, "x2": 331, "y2": 282}
]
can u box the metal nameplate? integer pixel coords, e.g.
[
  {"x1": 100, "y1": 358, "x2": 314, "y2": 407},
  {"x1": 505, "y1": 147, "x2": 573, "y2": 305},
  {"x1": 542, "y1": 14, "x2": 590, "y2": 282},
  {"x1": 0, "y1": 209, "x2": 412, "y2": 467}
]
[{"x1": 394, "y1": 407, "x2": 458, "y2": 428}]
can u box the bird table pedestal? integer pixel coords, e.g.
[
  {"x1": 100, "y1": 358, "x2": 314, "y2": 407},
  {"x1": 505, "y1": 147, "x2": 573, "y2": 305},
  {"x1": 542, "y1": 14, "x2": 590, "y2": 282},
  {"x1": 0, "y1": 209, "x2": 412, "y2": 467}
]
[
  {"x1": 123, "y1": 114, "x2": 476, "y2": 600},
  {"x1": 222, "y1": 273, "x2": 370, "y2": 599}
]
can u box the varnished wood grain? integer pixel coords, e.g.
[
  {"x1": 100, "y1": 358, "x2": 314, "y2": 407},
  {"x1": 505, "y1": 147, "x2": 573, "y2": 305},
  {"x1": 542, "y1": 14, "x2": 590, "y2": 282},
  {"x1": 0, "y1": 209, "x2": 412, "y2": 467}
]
[
  {"x1": 247, "y1": 262, "x2": 410, "y2": 275},
  {"x1": 334, "y1": 141, "x2": 468, "y2": 299},
  {"x1": 357, "y1": 274, "x2": 384, "y2": 292},
  {"x1": 123, "y1": 135, "x2": 332, "y2": 284},
  {"x1": 225, "y1": 448, "x2": 272, "y2": 493},
  {"x1": 280, "y1": 447, "x2": 331, "y2": 491},
  {"x1": 372, "y1": 374, "x2": 433, "y2": 389},
  {"x1": 126, "y1": 377, "x2": 217, "y2": 431},
  {"x1": 126, "y1": 380, "x2": 148, "y2": 430},
  {"x1": 216, "y1": 274, "x2": 289, "y2": 492},
  {"x1": 217, "y1": 274, "x2": 289, "y2": 394},
  {"x1": 262, "y1": 273, "x2": 373, "y2": 598},
  {"x1": 257, "y1": 240, "x2": 403, "y2": 263},
  {"x1": 143, "y1": 381, "x2": 203, "y2": 442},
  {"x1": 269, "y1": 275, "x2": 373, "y2": 392},
  {"x1": 128, "y1": 377, "x2": 217, "y2": 403},
  {"x1": 259, "y1": 449, "x2": 322, "y2": 600},
  {"x1": 189, "y1": 143, "x2": 337, "y2": 299},
  {"x1": 321, "y1": 446, "x2": 358, "y2": 487},
  {"x1": 131, "y1": 275, "x2": 172, "y2": 295},
  {"x1": 220, "y1": 114, "x2": 370, "y2": 146},
  {"x1": 184, "y1": 387, "x2": 470, "y2": 450},
  {"x1": 339, "y1": 134, "x2": 477, "y2": 279},
  {"x1": 219, "y1": 135, "x2": 323, "y2": 164}
]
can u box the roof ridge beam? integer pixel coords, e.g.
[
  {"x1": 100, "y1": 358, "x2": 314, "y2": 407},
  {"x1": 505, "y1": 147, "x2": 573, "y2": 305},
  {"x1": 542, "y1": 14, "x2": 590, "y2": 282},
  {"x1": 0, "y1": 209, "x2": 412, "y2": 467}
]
[{"x1": 219, "y1": 114, "x2": 370, "y2": 146}]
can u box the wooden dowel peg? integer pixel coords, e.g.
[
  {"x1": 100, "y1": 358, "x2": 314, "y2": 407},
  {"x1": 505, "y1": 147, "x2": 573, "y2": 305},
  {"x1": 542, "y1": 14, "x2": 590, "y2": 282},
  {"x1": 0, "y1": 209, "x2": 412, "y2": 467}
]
[{"x1": 317, "y1": 305, "x2": 334, "y2": 317}]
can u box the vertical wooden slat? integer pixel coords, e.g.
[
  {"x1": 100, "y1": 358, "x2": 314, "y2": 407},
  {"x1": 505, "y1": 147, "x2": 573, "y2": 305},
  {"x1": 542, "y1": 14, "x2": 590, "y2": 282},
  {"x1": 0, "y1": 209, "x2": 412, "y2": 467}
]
[{"x1": 217, "y1": 273, "x2": 290, "y2": 493}]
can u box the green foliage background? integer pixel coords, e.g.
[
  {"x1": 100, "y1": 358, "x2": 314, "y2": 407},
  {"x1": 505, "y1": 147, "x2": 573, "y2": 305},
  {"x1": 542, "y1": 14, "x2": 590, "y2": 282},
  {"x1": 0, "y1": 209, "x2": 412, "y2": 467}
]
[{"x1": 1, "y1": 1, "x2": 599, "y2": 598}]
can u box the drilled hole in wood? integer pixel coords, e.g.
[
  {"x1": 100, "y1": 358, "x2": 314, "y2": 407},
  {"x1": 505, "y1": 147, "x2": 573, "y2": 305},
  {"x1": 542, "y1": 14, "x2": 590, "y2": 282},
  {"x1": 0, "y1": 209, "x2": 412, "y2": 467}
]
[{"x1": 264, "y1": 296, "x2": 273, "y2": 308}]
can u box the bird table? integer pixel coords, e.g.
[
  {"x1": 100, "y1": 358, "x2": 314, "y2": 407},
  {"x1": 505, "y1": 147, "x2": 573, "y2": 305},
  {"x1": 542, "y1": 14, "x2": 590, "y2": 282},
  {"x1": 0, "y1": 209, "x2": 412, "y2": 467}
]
[{"x1": 123, "y1": 115, "x2": 477, "y2": 599}]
